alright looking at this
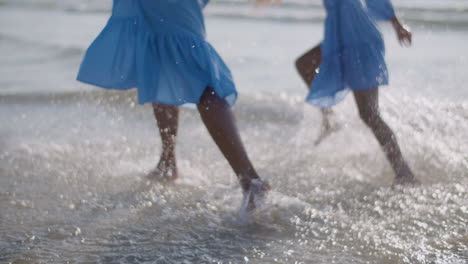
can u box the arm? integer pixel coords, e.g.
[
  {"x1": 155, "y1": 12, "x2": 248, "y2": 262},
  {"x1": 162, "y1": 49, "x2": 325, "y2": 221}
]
[
  {"x1": 366, "y1": 0, "x2": 412, "y2": 47},
  {"x1": 391, "y1": 16, "x2": 412, "y2": 46}
]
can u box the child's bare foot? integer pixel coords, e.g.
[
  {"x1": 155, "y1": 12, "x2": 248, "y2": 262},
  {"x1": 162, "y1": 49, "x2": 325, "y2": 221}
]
[
  {"x1": 314, "y1": 109, "x2": 341, "y2": 146},
  {"x1": 147, "y1": 160, "x2": 178, "y2": 182},
  {"x1": 241, "y1": 178, "x2": 271, "y2": 212}
]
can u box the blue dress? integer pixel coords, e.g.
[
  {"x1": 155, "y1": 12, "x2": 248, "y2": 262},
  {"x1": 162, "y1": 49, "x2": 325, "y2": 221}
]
[
  {"x1": 307, "y1": 0, "x2": 396, "y2": 108},
  {"x1": 77, "y1": 0, "x2": 237, "y2": 106}
]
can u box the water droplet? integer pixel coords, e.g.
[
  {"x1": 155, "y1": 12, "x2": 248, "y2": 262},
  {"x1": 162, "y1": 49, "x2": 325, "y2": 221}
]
[{"x1": 74, "y1": 227, "x2": 81, "y2": 236}]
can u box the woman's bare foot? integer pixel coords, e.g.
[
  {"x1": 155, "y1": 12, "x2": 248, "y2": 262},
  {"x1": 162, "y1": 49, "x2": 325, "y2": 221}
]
[
  {"x1": 241, "y1": 178, "x2": 271, "y2": 212},
  {"x1": 147, "y1": 159, "x2": 178, "y2": 182}
]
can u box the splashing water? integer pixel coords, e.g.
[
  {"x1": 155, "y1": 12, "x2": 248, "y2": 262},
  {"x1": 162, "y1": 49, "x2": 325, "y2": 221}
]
[{"x1": 1, "y1": 2, "x2": 467, "y2": 264}]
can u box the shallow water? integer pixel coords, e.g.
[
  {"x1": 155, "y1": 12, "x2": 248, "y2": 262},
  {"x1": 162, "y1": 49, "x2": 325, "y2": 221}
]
[
  {"x1": 1, "y1": 3, "x2": 467, "y2": 264},
  {"x1": 1, "y1": 92, "x2": 467, "y2": 263}
]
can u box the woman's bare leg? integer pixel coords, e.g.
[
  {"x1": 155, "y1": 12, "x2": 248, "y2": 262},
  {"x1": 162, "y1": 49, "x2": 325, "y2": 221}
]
[
  {"x1": 197, "y1": 88, "x2": 267, "y2": 193},
  {"x1": 295, "y1": 45, "x2": 335, "y2": 145},
  {"x1": 148, "y1": 89, "x2": 268, "y2": 209},
  {"x1": 353, "y1": 89, "x2": 418, "y2": 184},
  {"x1": 149, "y1": 103, "x2": 179, "y2": 181}
]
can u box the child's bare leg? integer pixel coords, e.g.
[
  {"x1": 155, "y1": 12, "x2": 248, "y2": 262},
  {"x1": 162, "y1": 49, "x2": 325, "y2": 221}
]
[
  {"x1": 296, "y1": 45, "x2": 336, "y2": 145},
  {"x1": 197, "y1": 88, "x2": 264, "y2": 192},
  {"x1": 320, "y1": 108, "x2": 332, "y2": 131},
  {"x1": 353, "y1": 89, "x2": 418, "y2": 184},
  {"x1": 295, "y1": 44, "x2": 322, "y2": 86},
  {"x1": 149, "y1": 103, "x2": 179, "y2": 181},
  {"x1": 313, "y1": 108, "x2": 335, "y2": 146}
]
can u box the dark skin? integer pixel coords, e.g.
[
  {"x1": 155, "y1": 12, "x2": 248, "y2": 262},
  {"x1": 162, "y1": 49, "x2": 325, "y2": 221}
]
[
  {"x1": 147, "y1": 0, "x2": 271, "y2": 207},
  {"x1": 353, "y1": 88, "x2": 417, "y2": 184},
  {"x1": 152, "y1": 104, "x2": 179, "y2": 181},
  {"x1": 295, "y1": 44, "x2": 322, "y2": 87},
  {"x1": 295, "y1": 16, "x2": 418, "y2": 184},
  {"x1": 149, "y1": 88, "x2": 268, "y2": 192},
  {"x1": 295, "y1": 44, "x2": 334, "y2": 146}
]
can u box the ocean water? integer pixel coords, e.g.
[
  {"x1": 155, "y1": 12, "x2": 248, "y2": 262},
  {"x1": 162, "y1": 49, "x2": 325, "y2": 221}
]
[{"x1": 0, "y1": 1, "x2": 467, "y2": 263}]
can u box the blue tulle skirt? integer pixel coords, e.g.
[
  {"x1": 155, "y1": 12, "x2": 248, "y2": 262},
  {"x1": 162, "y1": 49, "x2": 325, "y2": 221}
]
[
  {"x1": 307, "y1": 0, "x2": 389, "y2": 108},
  {"x1": 77, "y1": 0, "x2": 237, "y2": 106}
]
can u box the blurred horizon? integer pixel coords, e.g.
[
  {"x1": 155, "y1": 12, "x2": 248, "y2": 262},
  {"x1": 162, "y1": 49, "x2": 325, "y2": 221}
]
[{"x1": 1, "y1": 0, "x2": 468, "y2": 25}]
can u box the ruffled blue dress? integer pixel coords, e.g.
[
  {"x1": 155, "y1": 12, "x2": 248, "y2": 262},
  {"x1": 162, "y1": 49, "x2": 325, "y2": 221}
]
[
  {"x1": 307, "y1": 0, "x2": 396, "y2": 108},
  {"x1": 77, "y1": 0, "x2": 237, "y2": 106}
]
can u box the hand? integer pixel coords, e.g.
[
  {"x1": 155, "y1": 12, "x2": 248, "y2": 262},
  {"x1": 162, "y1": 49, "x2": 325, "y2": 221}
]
[
  {"x1": 396, "y1": 24, "x2": 412, "y2": 47},
  {"x1": 391, "y1": 17, "x2": 412, "y2": 47}
]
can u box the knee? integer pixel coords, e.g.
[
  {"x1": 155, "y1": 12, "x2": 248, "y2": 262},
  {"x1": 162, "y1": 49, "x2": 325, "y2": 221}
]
[
  {"x1": 198, "y1": 88, "x2": 227, "y2": 109},
  {"x1": 199, "y1": 88, "x2": 215, "y2": 103},
  {"x1": 295, "y1": 56, "x2": 305, "y2": 72}
]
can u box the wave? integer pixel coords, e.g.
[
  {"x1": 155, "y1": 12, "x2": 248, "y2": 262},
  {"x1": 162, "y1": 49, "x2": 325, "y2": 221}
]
[
  {"x1": 0, "y1": 0, "x2": 111, "y2": 12},
  {"x1": 0, "y1": 33, "x2": 85, "y2": 63},
  {"x1": 3, "y1": 0, "x2": 468, "y2": 11},
  {"x1": 204, "y1": 7, "x2": 468, "y2": 26},
  {"x1": 2, "y1": 0, "x2": 468, "y2": 25},
  {"x1": 1, "y1": 87, "x2": 466, "y2": 126}
]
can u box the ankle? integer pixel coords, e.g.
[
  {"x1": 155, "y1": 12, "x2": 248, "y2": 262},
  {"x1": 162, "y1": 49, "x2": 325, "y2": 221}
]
[
  {"x1": 239, "y1": 172, "x2": 261, "y2": 192},
  {"x1": 160, "y1": 150, "x2": 176, "y2": 161},
  {"x1": 238, "y1": 166, "x2": 259, "y2": 179},
  {"x1": 239, "y1": 177, "x2": 250, "y2": 192},
  {"x1": 395, "y1": 163, "x2": 414, "y2": 179},
  {"x1": 157, "y1": 156, "x2": 176, "y2": 170}
]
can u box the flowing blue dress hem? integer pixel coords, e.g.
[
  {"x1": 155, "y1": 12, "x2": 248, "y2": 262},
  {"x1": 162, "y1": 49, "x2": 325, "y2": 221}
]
[
  {"x1": 305, "y1": 0, "x2": 392, "y2": 107},
  {"x1": 77, "y1": 2, "x2": 237, "y2": 107},
  {"x1": 76, "y1": 76, "x2": 238, "y2": 106}
]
